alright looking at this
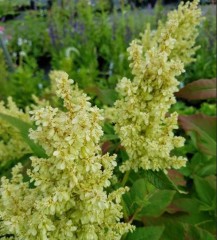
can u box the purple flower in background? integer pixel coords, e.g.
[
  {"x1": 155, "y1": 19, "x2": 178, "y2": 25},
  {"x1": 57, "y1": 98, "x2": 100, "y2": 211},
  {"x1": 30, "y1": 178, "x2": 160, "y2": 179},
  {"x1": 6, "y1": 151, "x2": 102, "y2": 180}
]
[{"x1": 73, "y1": 21, "x2": 85, "y2": 35}]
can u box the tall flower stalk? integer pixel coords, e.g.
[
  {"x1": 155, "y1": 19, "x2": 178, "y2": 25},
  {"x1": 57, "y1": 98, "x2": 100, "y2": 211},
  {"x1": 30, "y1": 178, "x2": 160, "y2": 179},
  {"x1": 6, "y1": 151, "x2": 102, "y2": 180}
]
[
  {"x1": 0, "y1": 72, "x2": 133, "y2": 239},
  {"x1": 111, "y1": 0, "x2": 202, "y2": 172}
]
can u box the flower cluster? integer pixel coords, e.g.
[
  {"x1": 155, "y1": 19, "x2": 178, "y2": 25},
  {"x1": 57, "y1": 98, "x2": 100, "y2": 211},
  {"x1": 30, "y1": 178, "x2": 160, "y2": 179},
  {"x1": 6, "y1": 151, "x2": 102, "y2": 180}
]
[
  {"x1": 0, "y1": 71, "x2": 133, "y2": 239},
  {"x1": 110, "y1": 0, "x2": 201, "y2": 172},
  {"x1": 0, "y1": 97, "x2": 31, "y2": 164},
  {"x1": 141, "y1": 0, "x2": 202, "y2": 65}
]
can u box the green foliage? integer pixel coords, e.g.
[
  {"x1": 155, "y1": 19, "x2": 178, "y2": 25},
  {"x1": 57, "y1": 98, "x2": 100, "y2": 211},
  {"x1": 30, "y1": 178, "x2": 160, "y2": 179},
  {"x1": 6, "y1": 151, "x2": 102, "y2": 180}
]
[
  {"x1": 0, "y1": 113, "x2": 46, "y2": 158},
  {"x1": 48, "y1": 1, "x2": 147, "y2": 90},
  {"x1": 0, "y1": 1, "x2": 15, "y2": 18},
  {"x1": 193, "y1": 175, "x2": 216, "y2": 211},
  {"x1": 162, "y1": 222, "x2": 216, "y2": 240},
  {"x1": 5, "y1": 63, "x2": 47, "y2": 107},
  {"x1": 143, "y1": 170, "x2": 181, "y2": 192},
  {"x1": 180, "y1": 12, "x2": 216, "y2": 83},
  {"x1": 168, "y1": 78, "x2": 216, "y2": 240},
  {"x1": 137, "y1": 189, "x2": 175, "y2": 218},
  {"x1": 125, "y1": 226, "x2": 165, "y2": 240},
  {"x1": 0, "y1": 49, "x2": 8, "y2": 100},
  {"x1": 179, "y1": 114, "x2": 216, "y2": 156},
  {"x1": 183, "y1": 152, "x2": 216, "y2": 177},
  {"x1": 122, "y1": 177, "x2": 176, "y2": 221}
]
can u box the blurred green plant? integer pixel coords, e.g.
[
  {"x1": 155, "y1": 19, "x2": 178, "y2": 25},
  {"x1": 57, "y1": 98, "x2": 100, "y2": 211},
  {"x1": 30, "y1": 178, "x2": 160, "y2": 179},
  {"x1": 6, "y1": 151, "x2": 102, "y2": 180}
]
[
  {"x1": 0, "y1": 49, "x2": 8, "y2": 100},
  {"x1": 0, "y1": 1, "x2": 15, "y2": 19},
  {"x1": 180, "y1": 12, "x2": 216, "y2": 83},
  {"x1": 1, "y1": 1, "x2": 215, "y2": 108}
]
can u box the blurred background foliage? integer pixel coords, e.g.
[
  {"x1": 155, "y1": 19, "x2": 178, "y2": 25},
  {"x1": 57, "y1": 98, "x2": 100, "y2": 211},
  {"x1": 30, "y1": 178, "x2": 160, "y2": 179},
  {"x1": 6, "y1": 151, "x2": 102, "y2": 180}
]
[{"x1": 0, "y1": 0, "x2": 215, "y2": 107}]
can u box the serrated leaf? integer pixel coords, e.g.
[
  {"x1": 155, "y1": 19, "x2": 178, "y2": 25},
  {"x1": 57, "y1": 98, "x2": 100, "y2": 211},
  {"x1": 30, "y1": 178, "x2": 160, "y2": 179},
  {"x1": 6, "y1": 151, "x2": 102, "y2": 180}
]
[
  {"x1": 0, "y1": 113, "x2": 47, "y2": 158},
  {"x1": 179, "y1": 114, "x2": 216, "y2": 156},
  {"x1": 125, "y1": 226, "x2": 164, "y2": 240},
  {"x1": 176, "y1": 78, "x2": 216, "y2": 100}
]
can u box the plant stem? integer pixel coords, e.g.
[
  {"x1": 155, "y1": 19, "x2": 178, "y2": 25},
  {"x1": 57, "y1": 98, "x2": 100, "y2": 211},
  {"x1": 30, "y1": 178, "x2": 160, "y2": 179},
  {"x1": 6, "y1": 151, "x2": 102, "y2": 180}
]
[
  {"x1": 128, "y1": 206, "x2": 143, "y2": 224},
  {"x1": 121, "y1": 170, "x2": 130, "y2": 186},
  {"x1": 0, "y1": 35, "x2": 14, "y2": 72}
]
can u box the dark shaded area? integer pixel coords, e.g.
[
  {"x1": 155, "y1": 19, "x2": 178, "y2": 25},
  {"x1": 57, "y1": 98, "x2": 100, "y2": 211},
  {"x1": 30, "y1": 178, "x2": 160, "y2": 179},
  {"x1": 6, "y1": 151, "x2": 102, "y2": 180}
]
[
  {"x1": 0, "y1": 234, "x2": 15, "y2": 239},
  {"x1": 37, "y1": 53, "x2": 52, "y2": 74}
]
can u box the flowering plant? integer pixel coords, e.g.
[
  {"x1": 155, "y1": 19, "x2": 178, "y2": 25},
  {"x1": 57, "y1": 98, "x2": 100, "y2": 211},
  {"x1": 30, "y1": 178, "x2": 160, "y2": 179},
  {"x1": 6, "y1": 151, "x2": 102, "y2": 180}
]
[
  {"x1": 0, "y1": 1, "x2": 216, "y2": 240},
  {"x1": 108, "y1": 0, "x2": 201, "y2": 172},
  {"x1": 0, "y1": 72, "x2": 133, "y2": 239}
]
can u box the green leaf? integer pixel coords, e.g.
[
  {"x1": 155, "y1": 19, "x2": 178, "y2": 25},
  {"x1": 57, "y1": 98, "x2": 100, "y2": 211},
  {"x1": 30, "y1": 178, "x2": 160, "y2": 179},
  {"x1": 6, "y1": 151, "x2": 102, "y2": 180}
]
[
  {"x1": 144, "y1": 170, "x2": 182, "y2": 192},
  {"x1": 186, "y1": 224, "x2": 215, "y2": 240},
  {"x1": 125, "y1": 226, "x2": 164, "y2": 240},
  {"x1": 137, "y1": 190, "x2": 175, "y2": 218},
  {"x1": 123, "y1": 179, "x2": 175, "y2": 219},
  {"x1": 197, "y1": 220, "x2": 217, "y2": 235},
  {"x1": 169, "y1": 197, "x2": 212, "y2": 224},
  {"x1": 161, "y1": 222, "x2": 185, "y2": 240},
  {"x1": 197, "y1": 158, "x2": 216, "y2": 177},
  {"x1": 176, "y1": 78, "x2": 216, "y2": 100},
  {"x1": 179, "y1": 114, "x2": 216, "y2": 156},
  {"x1": 122, "y1": 179, "x2": 150, "y2": 216},
  {"x1": 193, "y1": 176, "x2": 215, "y2": 206},
  {"x1": 101, "y1": 134, "x2": 119, "y2": 141},
  {"x1": 189, "y1": 153, "x2": 216, "y2": 177},
  {"x1": 102, "y1": 122, "x2": 115, "y2": 135},
  {"x1": 162, "y1": 223, "x2": 215, "y2": 240},
  {"x1": 120, "y1": 148, "x2": 129, "y2": 162},
  {"x1": 0, "y1": 113, "x2": 47, "y2": 158},
  {"x1": 85, "y1": 87, "x2": 118, "y2": 105}
]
